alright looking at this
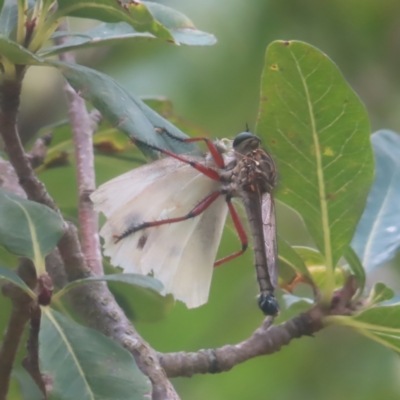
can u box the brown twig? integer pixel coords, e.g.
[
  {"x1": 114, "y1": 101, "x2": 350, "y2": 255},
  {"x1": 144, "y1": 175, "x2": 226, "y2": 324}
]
[
  {"x1": 0, "y1": 259, "x2": 37, "y2": 400},
  {"x1": 56, "y1": 25, "x2": 103, "y2": 276},
  {"x1": 26, "y1": 132, "x2": 53, "y2": 168},
  {"x1": 22, "y1": 305, "x2": 47, "y2": 398},
  {"x1": 159, "y1": 280, "x2": 357, "y2": 377}
]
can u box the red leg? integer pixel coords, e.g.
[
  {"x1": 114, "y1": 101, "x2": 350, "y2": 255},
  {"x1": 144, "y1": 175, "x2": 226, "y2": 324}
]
[
  {"x1": 214, "y1": 197, "x2": 248, "y2": 267},
  {"x1": 155, "y1": 127, "x2": 225, "y2": 168},
  {"x1": 132, "y1": 136, "x2": 221, "y2": 181},
  {"x1": 115, "y1": 191, "x2": 222, "y2": 242}
]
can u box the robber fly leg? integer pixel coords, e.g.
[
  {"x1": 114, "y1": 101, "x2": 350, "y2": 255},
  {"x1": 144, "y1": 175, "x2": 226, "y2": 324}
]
[
  {"x1": 131, "y1": 135, "x2": 221, "y2": 181},
  {"x1": 114, "y1": 191, "x2": 222, "y2": 242},
  {"x1": 155, "y1": 127, "x2": 225, "y2": 168},
  {"x1": 214, "y1": 196, "x2": 248, "y2": 267}
]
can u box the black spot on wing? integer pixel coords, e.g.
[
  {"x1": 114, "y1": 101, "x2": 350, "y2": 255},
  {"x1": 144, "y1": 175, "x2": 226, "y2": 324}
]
[{"x1": 137, "y1": 234, "x2": 148, "y2": 250}]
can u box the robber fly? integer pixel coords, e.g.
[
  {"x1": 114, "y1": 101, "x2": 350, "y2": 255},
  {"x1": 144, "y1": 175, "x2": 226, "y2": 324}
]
[{"x1": 91, "y1": 129, "x2": 279, "y2": 315}]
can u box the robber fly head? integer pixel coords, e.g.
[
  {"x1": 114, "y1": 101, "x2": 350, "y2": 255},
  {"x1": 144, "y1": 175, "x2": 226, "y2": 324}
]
[{"x1": 232, "y1": 132, "x2": 261, "y2": 155}]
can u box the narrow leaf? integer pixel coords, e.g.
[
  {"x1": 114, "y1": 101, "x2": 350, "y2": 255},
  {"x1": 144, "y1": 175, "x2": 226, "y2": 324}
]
[
  {"x1": 51, "y1": 61, "x2": 198, "y2": 157},
  {"x1": 0, "y1": 34, "x2": 44, "y2": 64},
  {"x1": 42, "y1": 23, "x2": 215, "y2": 56},
  {"x1": 277, "y1": 236, "x2": 314, "y2": 291},
  {"x1": 0, "y1": 0, "x2": 35, "y2": 36},
  {"x1": 343, "y1": 245, "x2": 366, "y2": 293},
  {"x1": 40, "y1": 308, "x2": 151, "y2": 399},
  {"x1": 352, "y1": 130, "x2": 400, "y2": 271},
  {"x1": 328, "y1": 304, "x2": 400, "y2": 354},
  {"x1": 53, "y1": 273, "x2": 163, "y2": 301},
  {"x1": 56, "y1": 0, "x2": 173, "y2": 42},
  {"x1": 0, "y1": 264, "x2": 36, "y2": 298},
  {"x1": 293, "y1": 246, "x2": 345, "y2": 289},
  {"x1": 257, "y1": 41, "x2": 374, "y2": 288},
  {"x1": 0, "y1": 188, "x2": 64, "y2": 273}
]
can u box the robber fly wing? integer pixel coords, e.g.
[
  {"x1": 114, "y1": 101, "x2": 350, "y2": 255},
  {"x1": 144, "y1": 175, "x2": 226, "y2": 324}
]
[
  {"x1": 261, "y1": 192, "x2": 278, "y2": 288},
  {"x1": 91, "y1": 156, "x2": 228, "y2": 308}
]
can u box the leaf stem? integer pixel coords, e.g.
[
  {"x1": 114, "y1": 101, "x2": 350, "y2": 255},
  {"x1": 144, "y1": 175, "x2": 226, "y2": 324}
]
[{"x1": 16, "y1": 0, "x2": 28, "y2": 45}]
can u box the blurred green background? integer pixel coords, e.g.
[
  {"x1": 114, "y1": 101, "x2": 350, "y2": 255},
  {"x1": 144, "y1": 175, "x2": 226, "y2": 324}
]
[{"x1": 14, "y1": 0, "x2": 400, "y2": 399}]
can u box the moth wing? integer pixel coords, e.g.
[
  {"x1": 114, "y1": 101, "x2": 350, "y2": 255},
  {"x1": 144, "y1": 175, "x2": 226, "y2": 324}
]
[
  {"x1": 91, "y1": 158, "x2": 228, "y2": 308},
  {"x1": 262, "y1": 193, "x2": 278, "y2": 288}
]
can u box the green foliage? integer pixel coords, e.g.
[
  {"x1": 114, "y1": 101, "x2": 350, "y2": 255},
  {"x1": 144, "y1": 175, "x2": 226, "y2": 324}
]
[
  {"x1": 1, "y1": 1, "x2": 400, "y2": 399},
  {"x1": 328, "y1": 298, "x2": 400, "y2": 353},
  {"x1": 0, "y1": 34, "x2": 43, "y2": 64},
  {"x1": 40, "y1": 308, "x2": 151, "y2": 399},
  {"x1": 53, "y1": 273, "x2": 164, "y2": 302},
  {"x1": 0, "y1": 264, "x2": 36, "y2": 298},
  {"x1": 343, "y1": 245, "x2": 366, "y2": 294},
  {"x1": 0, "y1": 188, "x2": 64, "y2": 274},
  {"x1": 257, "y1": 41, "x2": 374, "y2": 296},
  {"x1": 277, "y1": 235, "x2": 313, "y2": 289},
  {"x1": 352, "y1": 130, "x2": 400, "y2": 271},
  {"x1": 55, "y1": 0, "x2": 173, "y2": 41},
  {"x1": 367, "y1": 282, "x2": 395, "y2": 306},
  {"x1": 51, "y1": 61, "x2": 198, "y2": 158}
]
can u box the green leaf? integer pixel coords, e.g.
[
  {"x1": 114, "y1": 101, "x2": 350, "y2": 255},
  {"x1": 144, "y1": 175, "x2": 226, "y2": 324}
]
[
  {"x1": 278, "y1": 236, "x2": 312, "y2": 278},
  {"x1": 40, "y1": 308, "x2": 151, "y2": 399},
  {"x1": 277, "y1": 235, "x2": 314, "y2": 290},
  {"x1": 51, "y1": 61, "x2": 198, "y2": 158},
  {"x1": 343, "y1": 245, "x2": 366, "y2": 293},
  {"x1": 367, "y1": 282, "x2": 394, "y2": 306},
  {"x1": 352, "y1": 130, "x2": 400, "y2": 271},
  {"x1": 293, "y1": 246, "x2": 345, "y2": 289},
  {"x1": 55, "y1": 0, "x2": 173, "y2": 42},
  {"x1": 0, "y1": 0, "x2": 34, "y2": 36},
  {"x1": 53, "y1": 273, "x2": 163, "y2": 302},
  {"x1": 41, "y1": 9, "x2": 215, "y2": 56},
  {"x1": 275, "y1": 294, "x2": 313, "y2": 323},
  {"x1": 0, "y1": 188, "x2": 64, "y2": 274},
  {"x1": 102, "y1": 263, "x2": 172, "y2": 323},
  {"x1": 12, "y1": 368, "x2": 43, "y2": 400},
  {"x1": 0, "y1": 34, "x2": 44, "y2": 64},
  {"x1": 257, "y1": 41, "x2": 374, "y2": 294},
  {"x1": 0, "y1": 263, "x2": 36, "y2": 298},
  {"x1": 328, "y1": 303, "x2": 400, "y2": 354}
]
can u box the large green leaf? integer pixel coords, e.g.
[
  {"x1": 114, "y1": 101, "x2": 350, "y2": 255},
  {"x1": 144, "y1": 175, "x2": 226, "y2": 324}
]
[
  {"x1": 0, "y1": 188, "x2": 64, "y2": 274},
  {"x1": 0, "y1": 34, "x2": 43, "y2": 64},
  {"x1": 0, "y1": 264, "x2": 36, "y2": 298},
  {"x1": 351, "y1": 130, "x2": 400, "y2": 271},
  {"x1": 55, "y1": 0, "x2": 173, "y2": 42},
  {"x1": 328, "y1": 303, "x2": 400, "y2": 353},
  {"x1": 256, "y1": 40, "x2": 374, "y2": 293},
  {"x1": 51, "y1": 61, "x2": 198, "y2": 158},
  {"x1": 40, "y1": 308, "x2": 151, "y2": 400},
  {"x1": 53, "y1": 273, "x2": 163, "y2": 302}
]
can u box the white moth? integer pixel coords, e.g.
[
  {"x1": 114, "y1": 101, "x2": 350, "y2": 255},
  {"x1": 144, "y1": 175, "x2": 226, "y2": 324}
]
[{"x1": 90, "y1": 141, "x2": 233, "y2": 309}]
